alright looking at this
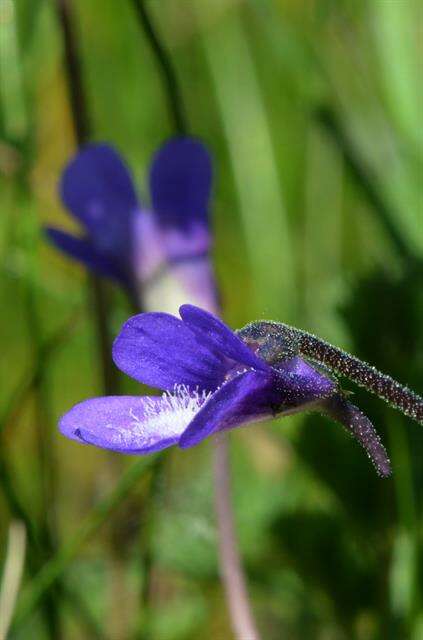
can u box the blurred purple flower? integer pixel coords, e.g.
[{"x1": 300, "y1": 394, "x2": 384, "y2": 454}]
[
  {"x1": 46, "y1": 138, "x2": 218, "y2": 311},
  {"x1": 58, "y1": 304, "x2": 391, "y2": 476}
]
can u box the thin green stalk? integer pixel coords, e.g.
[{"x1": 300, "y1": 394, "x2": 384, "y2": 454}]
[
  {"x1": 1, "y1": 2, "x2": 65, "y2": 632},
  {"x1": 21, "y1": 206, "x2": 61, "y2": 639},
  {"x1": 23, "y1": 250, "x2": 57, "y2": 498},
  {"x1": 387, "y1": 413, "x2": 420, "y2": 630},
  {"x1": 62, "y1": 587, "x2": 109, "y2": 640},
  {"x1": 0, "y1": 452, "x2": 107, "y2": 639},
  {"x1": 0, "y1": 453, "x2": 40, "y2": 552},
  {"x1": 135, "y1": 454, "x2": 167, "y2": 640},
  {"x1": 0, "y1": 312, "x2": 81, "y2": 438},
  {"x1": 316, "y1": 107, "x2": 413, "y2": 262}
]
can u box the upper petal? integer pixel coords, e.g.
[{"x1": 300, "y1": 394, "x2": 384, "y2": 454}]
[
  {"x1": 178, "y1": 369, "x2": 279, "y2": 448},
  {"x1": 45, "y1": 227, "x2": 128, "y2": 284},
  {"x1": 149, "y1": 137, "x2": 212, "y2": 230},
  {"x1": 179, "y1": 304, "x2": 269, "y2": 371},
  {"x1": 112, "y1": 312, "x2": 227, "y2": 391},
  {"x1": 59, "y1": 395, "x2": 185, "y2": 454},
  {"x1": 60, "y1": 144, "x2": 138, "y2": 257},
  {"x1": 162, "y1": 222, "x2": 211, "y2": 260}
]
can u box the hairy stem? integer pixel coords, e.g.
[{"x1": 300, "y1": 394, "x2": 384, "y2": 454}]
[
  {"x1": 213, "y1": 434, "x2": 260, "y2": 640},
  {"x1": 239, "y1": 321, "x2": 423, "y2": 424},
  {"x1": 296, "y1": 329, "x2": 423, "y2": 424}
]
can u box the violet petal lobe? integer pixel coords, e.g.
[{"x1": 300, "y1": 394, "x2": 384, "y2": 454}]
[
  {"x1": 320, "y1": 393, "x2": 391, "y2": 477},
  {"x1": 112, "y1": 312, "x2": 228, "y2": 391},
  {"x1": 60, "y1": 144, "x2": 138, "y2": 256},
  {"x1": 150, "y1": 137, "x2": 212, "y2": 230},
  {"x1": 179, "y1": 369, "x2": 281, "y2": 449},
  {"x1": 162, "y1": 222, "x2": 211, "y2": 261},
  {"x1": 274, "y1": 356, "x2": 336, "y2": 401},
  {"x1": 59, "y1": 395, "x2": 187, "y2": 454},
  {"x1": 179, "y1": 304, "x2": 269, "y2": 372},
  {"x1": 45, "y1": 227, "x2": 128, "y2": 284}
]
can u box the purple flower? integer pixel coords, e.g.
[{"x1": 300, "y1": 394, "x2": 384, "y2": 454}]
[
  {"x1": 58, "y1": 304, "x2": 391, "y2": 476},
  {"x1": 46, "y1": 137, "x2": 217, "y2": 311}
]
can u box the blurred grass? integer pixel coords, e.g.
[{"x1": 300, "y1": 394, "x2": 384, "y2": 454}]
[
  {"x1": 195, "y1": 1, "x2": 295, "y2": 321},
  {"x1": 1, "y1": 0, "x2": 422, "y2": 638},
  {"x1": 12, "y1": 454, "x2": 157, "y2": 632}
]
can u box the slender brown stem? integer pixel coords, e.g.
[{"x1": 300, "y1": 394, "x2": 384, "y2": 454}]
[
  {"x1": 54, "y1": 0, "x2": 90, "y2": 142},
  {"x1": 53, "y1": 0, "x2": 124, "y2": 633},
  {"x1": 130, "y1": 0, "x2": 187, "y2": 135},
  {"x1": 53, "y1": 0, "x2": 117, "y2": 395},
  {"x1": 213, "y1": 434, "x2": 260, "y2": 640},
  {"x1": 88, "y1": 275, "x2": 119, "y2": 395}
]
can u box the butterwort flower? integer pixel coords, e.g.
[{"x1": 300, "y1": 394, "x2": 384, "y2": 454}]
[
  {"x1": 46, "y1": 137, "x2": 218, "y2": 312},
  {"x1": 57, "y1": 304, "x2": 413, "y2": 478}
]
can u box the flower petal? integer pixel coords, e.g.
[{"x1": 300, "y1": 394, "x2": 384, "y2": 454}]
[
  {"x1": 161, "y1": 222, "x2": 211, "y2": 261},
  {"x1": 45, "y1": 227, "x2": 128, "y2": 284},
  {"x1": 275, "y1": 356, "x2": 336, "y2": 399},
  {"x1": 179, "y1": 304, "x2": 269, "y2": 371},
  {"x1": 149, "y1": 137, "x2": 212, "y2": 230},
  {"x1": 143, "y1": 257, "x2": 219, "y2": 317},
  {"x1": 60, "y1": 144, "x2": 138, "y2": 257},
  {"x1": 321, "y1": 394, "x2": 391, "y2": 477},
  {"x1": 179, "y1": 369, "x2": 281, "y2": 448},
  {"x1": 112, "y1": 312, "x2": 227, "y2": 391},
  {"x1": 59, "y1": 395, "x2": 186, "y2": 453},
  {"x1": 169, "y1": 258, "x2": 219, "y2": 315},
  {"x1": 179, "y1": 361, "x2": 338, "y2": 449},
  {"x1": 133, "y1": 211, "x2": 166, "y2": 282}
]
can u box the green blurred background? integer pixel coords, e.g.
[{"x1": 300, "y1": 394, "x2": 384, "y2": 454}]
[{"x1": 0, "y1": 0, "x2": 422, "y2": 638}]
